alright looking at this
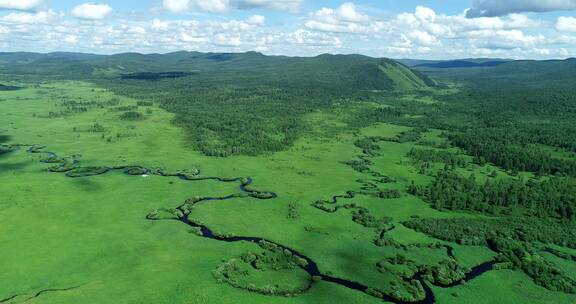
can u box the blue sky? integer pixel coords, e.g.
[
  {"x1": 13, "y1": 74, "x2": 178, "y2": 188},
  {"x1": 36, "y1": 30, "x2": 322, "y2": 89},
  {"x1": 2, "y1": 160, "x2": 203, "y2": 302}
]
[{"x1": 0, "y1": 0, "x2": 575, "y2": 59}]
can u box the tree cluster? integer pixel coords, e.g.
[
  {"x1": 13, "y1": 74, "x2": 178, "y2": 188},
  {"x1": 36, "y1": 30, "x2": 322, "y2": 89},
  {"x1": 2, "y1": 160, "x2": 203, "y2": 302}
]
[{"x1": 410, "y1": 169, "x2": 576, "y2": 220}]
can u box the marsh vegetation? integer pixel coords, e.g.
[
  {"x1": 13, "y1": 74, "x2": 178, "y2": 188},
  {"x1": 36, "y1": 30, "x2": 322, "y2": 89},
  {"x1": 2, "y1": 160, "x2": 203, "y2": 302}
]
[{"x1": 0, "y1": 52, "x2": 574, "y2": 304}]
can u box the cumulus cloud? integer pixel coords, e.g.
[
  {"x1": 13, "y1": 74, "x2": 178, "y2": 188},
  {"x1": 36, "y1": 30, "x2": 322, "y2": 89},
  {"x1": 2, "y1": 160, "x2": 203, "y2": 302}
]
[
  {"x1": 384, "y1": 6, "x2": 557, "y2": 57},
  {"x1": 163, "y1": 0, "x2": 192, "y2": 13},
  {"x1": 163, "y1": 0, "x2": 302, "y2": 13},
  {"x1": 0, "y1": 0, "x2": 44, "y2": 11},
  {"x1": 63, "y1": 35, "x2": 79, "y2": 44},
  {"x1": 0, "y1": 3, "x2": 572, "y2": 59},
  {"x1": 468, "y1": 29, "x2": 545, "y2": 49},
  {"x1": 408, "y1": 30, "x2": 440, "y2": 46},
  {"x1": 466, "y1": 0, "x2": 576, "y2": 18},
  {"x1": 276, "y1": 29, "x2": 342, "y2": 49},
  {"x1": 236, "y1": 0, "x2": 302, "y2": 12},
  {"x1": 196, "y1": 0, "x2": 230, "y2": 13},
  {"x1": 556, "y1": 16, "x2": 576, "y2": 32},
  {"x1": 247, "y1": 15, "x2": 266, "y2": 26},
  {"x1": 0, "y1": 9, "x2": 60, "y2": 24},
  {"x1": 71, "y1": 3, "x2": 112, "y2": 20},
  {"x1": 163, "y1": 0, "x2": 234, "y2": 13},
  {"x1": 395, "y1": 6, "x2": 546, "y2": 38},
  {"x1": 304, "y1": 2, "x2": 384, "y2": 33},
  {"x1": 151, "y1": 18, "x2": 170, "y2": 31}
]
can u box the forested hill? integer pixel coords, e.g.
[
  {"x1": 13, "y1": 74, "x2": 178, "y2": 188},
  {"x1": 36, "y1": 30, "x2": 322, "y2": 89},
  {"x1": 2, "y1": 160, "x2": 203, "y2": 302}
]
[
  {"x1": 473, "y1": 58, "x2": 576, "y2": 88},
  {"x1": 413, "y1": 57, "x2": 576, "y2": 179},
  {"x1": 416, "y1": 58, "x2": 576, "y2": 89},
  {"x1": 0, "y1": 51, "x2": 434, "y2": 91},
  {"x1": 0, "y1": 51, "x2": 436, "y2": 156}
]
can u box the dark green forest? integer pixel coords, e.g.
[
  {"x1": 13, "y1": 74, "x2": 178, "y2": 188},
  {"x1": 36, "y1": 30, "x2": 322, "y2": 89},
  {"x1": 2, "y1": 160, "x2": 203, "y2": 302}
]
[
  {"x1": 2, "y1": 51, "x2": 576, "y2": 297},
  {"x1": 2, "y1": 52, "x2": 433, "y2": 156},
  {"x1": 408, "y1": 169, "x2": 576, "y2": 219}
]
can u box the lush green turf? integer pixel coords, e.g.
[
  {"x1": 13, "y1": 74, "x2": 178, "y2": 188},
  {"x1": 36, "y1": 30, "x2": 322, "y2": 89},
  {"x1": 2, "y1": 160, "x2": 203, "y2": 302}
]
[
  {"x1": 432, "y1": 270, "x2": 576, "y2": 304},
  {"x1": 1, "y1": 81, "x2": 575, "y2": 304}
]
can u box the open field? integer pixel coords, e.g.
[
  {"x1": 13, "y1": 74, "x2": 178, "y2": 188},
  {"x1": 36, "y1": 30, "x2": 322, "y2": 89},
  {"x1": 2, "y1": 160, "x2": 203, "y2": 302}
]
[{"x1": 1, "y1": 78, "x2": 575, "y2": 303}]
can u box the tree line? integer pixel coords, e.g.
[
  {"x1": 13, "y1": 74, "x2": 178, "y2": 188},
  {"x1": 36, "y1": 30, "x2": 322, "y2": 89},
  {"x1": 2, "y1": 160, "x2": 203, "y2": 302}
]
[{"x1": 409, "y1": 169, "x2": 576, "y2": 220}]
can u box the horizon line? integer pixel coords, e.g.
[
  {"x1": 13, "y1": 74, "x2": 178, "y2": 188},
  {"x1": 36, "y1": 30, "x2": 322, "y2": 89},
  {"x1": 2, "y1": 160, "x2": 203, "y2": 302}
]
[{"x1": 1, "y1": 50, "x2": 575, "y2": 62}]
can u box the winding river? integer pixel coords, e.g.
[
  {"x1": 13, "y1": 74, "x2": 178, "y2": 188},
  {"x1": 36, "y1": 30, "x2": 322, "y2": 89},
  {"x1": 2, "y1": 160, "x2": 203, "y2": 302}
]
[{"x1": 0, "y1": 144, "x2": 498, "y2": 304}]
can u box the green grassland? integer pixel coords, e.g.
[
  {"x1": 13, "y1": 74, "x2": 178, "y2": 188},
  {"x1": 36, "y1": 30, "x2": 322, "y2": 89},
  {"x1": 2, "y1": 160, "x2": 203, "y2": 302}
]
[
  {"x1": 432, "y1": 270, "x2": 576, "y2": 304},
  {"x1": 1, "y1": 79, "x2": 575, "y2": 304},
  {"x1": 0, "y1": 82, "x2": 382, "y2": 304}
]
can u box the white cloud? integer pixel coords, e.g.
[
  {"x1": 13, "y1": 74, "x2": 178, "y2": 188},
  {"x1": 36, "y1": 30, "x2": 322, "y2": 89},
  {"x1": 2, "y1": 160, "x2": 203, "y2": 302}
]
[
  {"x1": 0, "y1": 3, "x2": 571, "y2": 60},
  {"x1": 180, "y1": 33, "x2": 208, "y2": 43},
  {"x1": 381, "y1": 6, "x2": 553, "y2": 57},
  {"x1": 298, "y1": 5, "x2": 561, "y2": 58},
  {"x1": 414, "y1": 6, "x2": 436, "y2": 22},
  {"x1": 247, "y1": 15, "x2": 266, "y2": 26},
  {"x1": 284, "y1": 29, "x2": 342, "y2": 47},
  {"x1": 507, "y1": 14, "x2": 545, "y2": 28},
  {"x1": 71, "y1": 3, "x2": 112, "y2": 20},
  {"x1": 163, "y1": 0, "x2": 302, "y2": 13},
  {"x1": 468, "y1": 29, "x2": 545, "y2": 49},
  {"x1": 151, "y1": 18, "x2": 169, "y2": 31},
  {"x1": 394, "y1": 6, "x2": 545, "y2": 38},
  {"x1": 0, "y1": 0, "x2": 44, "y2": 11},
  {"x1": 163, "y1": 0, "x2": 192, "y2": 13},
  {"x1": 556, "y1": 16, "x2": 576, "y2": 32},
  {"x1": 337, "y1": 2, "x2": 369, "y2": 22},
  {"x1": 213, "y1": 33, "x2": 242, "y2": 46},
  {"x1": 162, "y1": 0, "x2": 230, "y2": 13},
  {"x1": 304, "y1": 2, "x2": 380, "y2": 33},
  {"x1": 408, "y1": 30, "x2": 440, "y2": 46},
  {"x1": 126, "y1": 26, "x2": 146, "y2": 35},
  {"x1": 0, "y1": 10, "x2": 60, "y2": 24},
  {"x1": 195, "y1": 0, "x2": 230, "y2": 13},
  {"x1": 555, "y1": 34, "x2": 576, "y2": 43},
  {"x1": 63, "y1": 35, "x2": 79, "y2": 44},
  {"x1": 236, "y1": 0, "x2": 303, "y2": 12},
  {"x1": 466, "y1": 0, "x2": 576, "y2": 18}
]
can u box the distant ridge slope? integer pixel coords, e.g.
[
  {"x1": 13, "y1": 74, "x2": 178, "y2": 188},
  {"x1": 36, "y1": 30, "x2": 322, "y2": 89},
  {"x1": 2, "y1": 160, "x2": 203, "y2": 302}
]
[
  {"x1": 379, "y1": 59, "x2": 436, "y2": 89},
  {"x1": 416, "y1": 58, "x2": 576, "y2": 89},
  {"x1": 398, "y1": 58, "x2": 512, "y2": 68},
  {"x1": 0, "y1": 51, "x2": 436, "y2": 156},
  {"x1": 415, "y1": 60, "x2": 508, "y2": 69},
  {"x1": 0, "y1": 51, "x2": 434, "y2": 92}
]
